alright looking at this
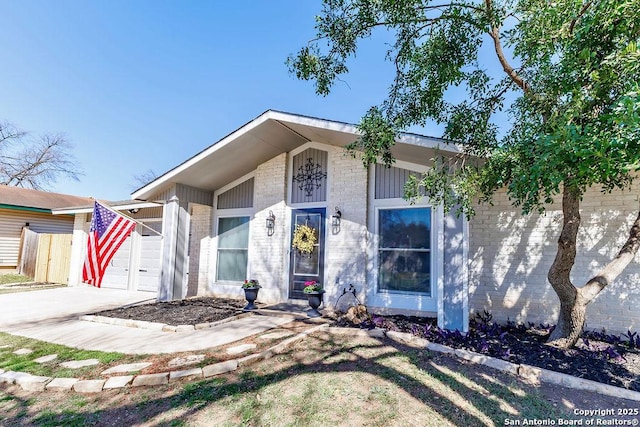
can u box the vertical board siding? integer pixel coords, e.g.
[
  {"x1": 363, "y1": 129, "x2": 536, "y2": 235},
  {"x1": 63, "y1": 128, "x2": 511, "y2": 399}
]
[
  {"x1": 217, "y1": 178, "x2": 255, "y2": 209},
  {"x1": 291, "y1": 148, "x2": 328, "y2": 204},
  {"x1": 127, "y1": 207, "x2": 163, "y2": 220},
  {"x1": 0, "y1": 209, "x2": 74, "y2": 267},
  {"x1": 375, "y1": 164, "x2": 418, "y2": 199},
  {"x1": 176, "y1": 184, "x2": 214, "y2": 206}
]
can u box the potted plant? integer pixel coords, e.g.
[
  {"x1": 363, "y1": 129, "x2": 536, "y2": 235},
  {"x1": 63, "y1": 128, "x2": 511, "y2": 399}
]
[
  {"x1": 303, "y1": 280, "x2": 324, "y2": 317},
  {"x1": 242, "y1": 279, "x2": 261, "y2": 311}
]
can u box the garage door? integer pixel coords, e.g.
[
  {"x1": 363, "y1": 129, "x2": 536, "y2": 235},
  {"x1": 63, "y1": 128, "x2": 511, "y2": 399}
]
[
  {"x1": 101, "y1": 237, "x2": 132, "y2": 290},
  {"x1": 99, "y1": 220, "x2": 162, "y2": 292},
  {"x1": 137, "y1": 221, "x2": 162, "y2": 292}
]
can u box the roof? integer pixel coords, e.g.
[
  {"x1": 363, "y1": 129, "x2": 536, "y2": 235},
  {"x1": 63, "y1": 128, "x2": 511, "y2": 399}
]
[
  {"x1": 131, "y1": 109, "x2": 461, "y2": 201},
  {"x1": 0, "y1": 185, "x2": 94, "y2": 213},
  {"x1": 52, "y1": 199, "x2": 162, "y2": 215}
]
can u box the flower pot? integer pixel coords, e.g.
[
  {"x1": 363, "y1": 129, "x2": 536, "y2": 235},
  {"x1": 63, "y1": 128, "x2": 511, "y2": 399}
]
[
  {"x1": 305, "y1": 291, "x2": 324, "y2": 318},
  {"x1": 243, "y1": 287, "x2": 260, "y2": 311}
]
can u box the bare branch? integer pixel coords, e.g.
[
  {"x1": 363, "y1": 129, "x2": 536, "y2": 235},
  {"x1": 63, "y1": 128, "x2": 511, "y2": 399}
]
[{"x1": 0, "y1": 123, "x2": 82, "y2": 190}]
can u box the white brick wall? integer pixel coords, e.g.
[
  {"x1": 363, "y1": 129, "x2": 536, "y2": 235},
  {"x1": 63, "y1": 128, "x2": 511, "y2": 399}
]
[
  {"x1": 325, "y1": 147, "x2": 369, "y2": 307},
  {"x1": 469, "y1": 184, "x2": 640, "y2": 334},
  {"x1": 189, "y1": 203, "x2": 212, "y2": 297},
  {"x1": 248, "y1": 153, "x2": 289, "y2": 303},
  {"x1": 235, "y1": 146, "x2": 370, "y2": 307}
]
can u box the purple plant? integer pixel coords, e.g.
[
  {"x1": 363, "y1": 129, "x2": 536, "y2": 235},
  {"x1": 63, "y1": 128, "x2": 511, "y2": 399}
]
[
  {"x1": 411, "y1": 323, "x2": 420, "y2": 336},
  {"x1": 371, "y1": 315, "x2": 386, "y2": 328},
  {"x1": 601, "y1": 346, "x2": 623, "y2": 361},
  {"x1": 624, "y1": 330, "x2": 639, "y2": 349}
]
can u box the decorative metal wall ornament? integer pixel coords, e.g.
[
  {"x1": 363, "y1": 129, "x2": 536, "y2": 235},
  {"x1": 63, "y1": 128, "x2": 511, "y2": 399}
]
[{"x1": 293, "y1": 157, "x2": 327, "y2": 198}]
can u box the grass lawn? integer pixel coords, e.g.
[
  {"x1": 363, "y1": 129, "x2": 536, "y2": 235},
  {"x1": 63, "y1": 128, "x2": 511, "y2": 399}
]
[
  {"x1": 0, "y1": 273, "x2": 65, "y2": 295},
  {"x1": 0, "y1": 273, "x2": 32, "y2": 285},
  {"x1": 0, "y1": 330, "x2": 576, "y2": 427}
]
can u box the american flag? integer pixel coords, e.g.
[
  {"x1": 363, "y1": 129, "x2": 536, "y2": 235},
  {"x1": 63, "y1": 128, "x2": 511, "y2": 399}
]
[{"x1": 83, "y1": 201, "x2": 137, "y2": 288}]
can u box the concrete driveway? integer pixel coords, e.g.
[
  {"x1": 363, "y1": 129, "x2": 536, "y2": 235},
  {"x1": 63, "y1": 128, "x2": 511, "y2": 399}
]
[{"x1": 0, "y1": 286, "x2": 293, "y2": 354}]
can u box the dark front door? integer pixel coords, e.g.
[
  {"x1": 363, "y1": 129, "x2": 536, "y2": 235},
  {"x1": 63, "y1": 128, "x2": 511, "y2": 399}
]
[{"x1": 289, "y1": 208, "x2": 325, "y2": 299}]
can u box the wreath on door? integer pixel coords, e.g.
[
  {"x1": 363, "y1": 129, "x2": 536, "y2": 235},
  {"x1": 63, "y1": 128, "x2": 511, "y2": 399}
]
[{"x1": 292, "y1": 224, "x2": 317, "y2": 255}]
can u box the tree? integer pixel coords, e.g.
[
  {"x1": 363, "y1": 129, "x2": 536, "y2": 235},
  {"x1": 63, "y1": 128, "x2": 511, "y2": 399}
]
[
  {"x1": 0, "y1": 121, "x2": 82, "y2": 190},
  {"x1": 132, "y1": 169, "x2": 159, "y2": 191},
  {"x1": 289, "y1": 0, "x2": 640, "y2": 348}
]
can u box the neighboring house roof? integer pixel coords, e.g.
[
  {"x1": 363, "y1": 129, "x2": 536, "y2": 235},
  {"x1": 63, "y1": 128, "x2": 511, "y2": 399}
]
[
  {"x1": 52, "y1": 199, "x2": 163, "y2": 215},
  {"x1": 0, "y1": 185, "x2": 94, "y2": 213},
  {"x1": 131, "y1": 109, "x2": 461, "y2": 201}
]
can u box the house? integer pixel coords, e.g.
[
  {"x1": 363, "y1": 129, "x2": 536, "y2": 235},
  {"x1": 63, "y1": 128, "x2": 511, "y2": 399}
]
[
  {"x1": 0, "y1": 185, "x2": 92, "y2": 273},
  {"x1": 62, "y1": 110, "x2": 640, "y2": 334}
]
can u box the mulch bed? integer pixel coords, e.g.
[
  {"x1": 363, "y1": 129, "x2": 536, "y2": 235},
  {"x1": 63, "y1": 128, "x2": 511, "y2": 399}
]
[
  {"x1": 334, "y1": 311, "x2": 640, "y2": 392},
  {"x1": 93, "y1": 297, "x2": 640, "y2": 392},
  {"x1": 94, "y1": 297, "x2": 253, "y2": 325}
]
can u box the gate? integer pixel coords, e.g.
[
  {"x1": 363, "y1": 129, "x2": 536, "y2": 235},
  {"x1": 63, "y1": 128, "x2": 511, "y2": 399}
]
[{"x1": 18, "y1": 227, "x2": 72, "y2": 284}]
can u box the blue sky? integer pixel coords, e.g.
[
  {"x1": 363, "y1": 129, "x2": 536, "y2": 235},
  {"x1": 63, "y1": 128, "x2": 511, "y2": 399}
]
[{"x1": 1, "y1": 1, "x2": 445, "y2": 200}]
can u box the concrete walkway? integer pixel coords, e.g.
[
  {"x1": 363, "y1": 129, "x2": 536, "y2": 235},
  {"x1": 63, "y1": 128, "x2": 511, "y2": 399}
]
[{"x1": 0, "y1": 287, "x2": 293, "y2": 354}]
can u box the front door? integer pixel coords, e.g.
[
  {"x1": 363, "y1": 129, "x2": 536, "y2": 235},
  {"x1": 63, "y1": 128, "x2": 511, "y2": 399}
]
[{"x1": 289, "y1": 208, "x2": 325, "y2": 299}]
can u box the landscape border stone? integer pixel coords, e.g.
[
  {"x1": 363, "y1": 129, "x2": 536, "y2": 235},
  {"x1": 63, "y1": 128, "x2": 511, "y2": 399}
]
[
  {"x1": 73, "y1": 379, "x2": 106, "y2": 393},
  {"x1": 104, "y1": 376, "x2": 134, "y2": 389},
  {"x1": 79, "y1": 311, "x2": 256, "y2": 333},
  {"x1": 170, "y1": 368, "x2": 203, "y2": 382},
  {"x1": 6, "y1": 321, "x2": 637, "y2": 402},
  {"x1": 132, "y1": 373, "x2": 169, "y2": 387},
  {"x1": 16, "y1": 374, "x2": 52, "y2": 392},
  {"x1": 45, "y1": 377, "x2": 78, "y2": 391},
  {"x1": 326, "y1": 327, "x2": 640, "y2": 403}
]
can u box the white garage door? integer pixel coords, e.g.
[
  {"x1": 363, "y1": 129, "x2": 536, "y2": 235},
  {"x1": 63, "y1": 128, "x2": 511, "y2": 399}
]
[
  {"x1": 100, "y1": 220, "x2": 162, "y2": 292},
  {"x1": 101, "y1": 237, "x2": 132, "y2": 290},
  {"x1": 137, "y1": 222, "x2": 162, "y2": 292}
]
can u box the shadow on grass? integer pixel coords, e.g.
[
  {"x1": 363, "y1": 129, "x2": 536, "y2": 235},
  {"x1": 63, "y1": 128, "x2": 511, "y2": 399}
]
[{"x1": 2, "y1": 331, "x2": 561, "y2": 426}]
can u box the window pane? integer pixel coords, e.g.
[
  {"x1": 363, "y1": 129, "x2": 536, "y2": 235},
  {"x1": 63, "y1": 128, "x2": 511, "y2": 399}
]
[
  {"x1": 218, "y1": 217, "x2": 250, "y2": 249},
  {"x1": 378, "y1": 250, "x2": 431, "y2": 294},
  {"x1": 379, "y1": 208, "x2": 430, "y2": 249},
  {"x1": 217, "y1": 216, "x2": 250, "y2": 281},
  {"x1": 293, "y1": 250, "x2": 319, "y2": 275},
  {"x1": 217, "y1": 249, "x2": 248, "y2": 281}
]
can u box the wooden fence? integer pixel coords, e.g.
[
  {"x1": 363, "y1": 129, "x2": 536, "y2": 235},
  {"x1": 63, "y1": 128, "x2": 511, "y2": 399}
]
[{"x1": 18, "y1": 227, "x2": 72, "y2": 284}]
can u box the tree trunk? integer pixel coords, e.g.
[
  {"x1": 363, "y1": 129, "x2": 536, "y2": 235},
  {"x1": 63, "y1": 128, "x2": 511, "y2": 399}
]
[{"x1": 547, "y1": 186, "x2": 640, "y2": 348}]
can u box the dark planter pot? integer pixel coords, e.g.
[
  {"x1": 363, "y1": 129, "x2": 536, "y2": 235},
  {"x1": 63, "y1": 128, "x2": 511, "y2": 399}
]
[
  {"x1": 305, "y1": 291, "x2": 324, "y2": 318},
  {"x1": 243, "y1": 287, "x2": 260, "y2": 311}
]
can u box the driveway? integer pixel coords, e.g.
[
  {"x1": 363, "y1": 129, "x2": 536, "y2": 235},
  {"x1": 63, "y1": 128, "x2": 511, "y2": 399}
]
[{"x1": 0, "y1": 286, "x2": 293, "y2": 354}]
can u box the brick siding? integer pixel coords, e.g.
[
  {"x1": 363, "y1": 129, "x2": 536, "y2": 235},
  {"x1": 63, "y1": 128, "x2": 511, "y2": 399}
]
[{"x1": 469, "y1": 184, "x2": 640, "y2": 334}]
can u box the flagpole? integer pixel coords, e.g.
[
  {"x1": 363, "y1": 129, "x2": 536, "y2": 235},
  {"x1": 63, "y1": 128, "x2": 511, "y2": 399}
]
[{"x1": 95, "y1": 200, "x2": 163, "y2": 237}]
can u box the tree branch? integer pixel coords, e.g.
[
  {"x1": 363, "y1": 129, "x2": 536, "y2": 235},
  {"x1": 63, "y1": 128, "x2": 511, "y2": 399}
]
[
  {"x1": 581, "y1": 204, "x2": 640, "y2": 301},
  {"x1": 485, "y1": 0, "x2": 529, "y2": 94},
  {"x1": 568, "y1": 1, "x2": 593, "y2": 34}
]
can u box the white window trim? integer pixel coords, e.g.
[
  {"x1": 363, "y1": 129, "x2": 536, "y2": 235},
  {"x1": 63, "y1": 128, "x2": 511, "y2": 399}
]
[
  {"x1": 374, "y1": 204, "x2": 435, "y2": 297},
  {"x1": 211, "y1": 208, "x2": 254, "y2": 285},
  {"x1": 366, "y1": 163, "x2": 442, "y2": 313},
  {"x1": 287, "y1": 142, "x2": 331, "y2": 208}
]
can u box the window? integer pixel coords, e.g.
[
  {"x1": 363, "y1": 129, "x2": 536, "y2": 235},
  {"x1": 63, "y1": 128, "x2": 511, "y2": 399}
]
[
  {"x1": 378, "y1": 207, "x2": 431, "y2": 295},
  {"x1": 216, "y1": 216, "x2": 250, "y2": 281}
]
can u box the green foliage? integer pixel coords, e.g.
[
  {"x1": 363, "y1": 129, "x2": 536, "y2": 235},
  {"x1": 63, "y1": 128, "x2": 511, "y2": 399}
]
[{"x1": 290, "y1": 0, "x2": 640, "y2": 215}]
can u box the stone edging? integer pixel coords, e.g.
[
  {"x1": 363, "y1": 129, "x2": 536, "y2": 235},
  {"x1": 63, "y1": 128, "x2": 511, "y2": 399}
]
[
  {"x1": 325, "y1": 327, "x2": 640, "y2": 403},
  {"x1": 3, "y1": 323, "x2": 638, "y2": 401},
  {"x1": 79, "y1": 312, "x2": 256, "y2": 332},
  {"x1": 79, "y1": 307, "x2": 309, "y2": 333},
  {"x1": 0, "y1": 323, "x2": 329, "y2": 393}
]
